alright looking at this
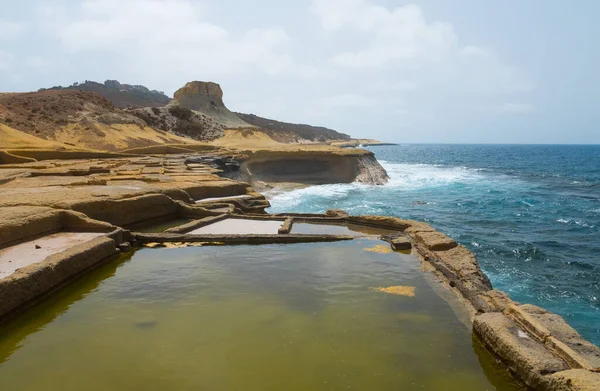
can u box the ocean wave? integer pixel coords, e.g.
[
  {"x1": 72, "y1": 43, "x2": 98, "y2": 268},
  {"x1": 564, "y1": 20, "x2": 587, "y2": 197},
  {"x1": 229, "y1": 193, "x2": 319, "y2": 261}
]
[
  {"x1": 556, "y1": 218, "x2": 595, "y2": 228},
  {"x1": 267, "y1": 163, "x2": 489, "y2": 211},
  {"x1": 267, "y1": 182, "x2": 365, "y2": 212},
  {"x1": 381, "y1": 162, "x2": 486, "y2": 190}
]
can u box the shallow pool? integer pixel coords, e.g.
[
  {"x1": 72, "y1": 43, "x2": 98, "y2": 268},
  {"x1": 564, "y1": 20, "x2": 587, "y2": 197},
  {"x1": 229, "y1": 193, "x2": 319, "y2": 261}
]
[
  {"x1": 0, "y1": 240, "x2": 522, "y2": 390},
  {"x1": 188, "y1": 218, "x2": 283, "y2": 235},
  {"x1": 290, "y1": 221, "x2": 397, "y2": 237}
]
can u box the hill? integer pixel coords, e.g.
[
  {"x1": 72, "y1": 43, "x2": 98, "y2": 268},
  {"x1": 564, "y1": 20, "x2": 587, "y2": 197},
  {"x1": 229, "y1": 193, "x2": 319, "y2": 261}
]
[
  {"x1": 41, "y1": 80, "x2": 171, "y2": 108},
  {"x1": 235, "y1": 112, "x2": 350, "y2": 142},
  {"x1": 0, "y1": 90, "x2": 206, "y2": 151},
  {"x1": 29, "y1": 79, "x2": 355, "y2": 147}
]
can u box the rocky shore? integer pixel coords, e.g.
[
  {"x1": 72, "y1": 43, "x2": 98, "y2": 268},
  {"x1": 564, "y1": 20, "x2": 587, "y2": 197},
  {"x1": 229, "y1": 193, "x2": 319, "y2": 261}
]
[
  {"x1": 0, "y1": 149, "x2": 598, "y2": 390},
  {"x1": 0, "y1": 79, "x2": 598, "y2": 390}
]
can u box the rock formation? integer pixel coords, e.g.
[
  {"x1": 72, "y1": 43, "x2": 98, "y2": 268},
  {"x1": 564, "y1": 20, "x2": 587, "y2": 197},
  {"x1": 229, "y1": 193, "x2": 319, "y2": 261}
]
[
  {"x1": 37, "y1": 79, "x2": 355, "y2": 143},
  {"x1": 171, "y1": 81, "x2": 251, "y2": 129},
  {"x1": 127, "y1": 105, "x2": 224, "y2": 142}
]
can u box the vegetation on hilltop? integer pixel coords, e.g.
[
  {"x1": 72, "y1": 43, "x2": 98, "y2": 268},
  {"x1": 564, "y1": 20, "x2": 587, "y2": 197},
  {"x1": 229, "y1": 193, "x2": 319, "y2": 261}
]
[{"x1": 41, "y1": 80, "x2": 171, "y2": 108}]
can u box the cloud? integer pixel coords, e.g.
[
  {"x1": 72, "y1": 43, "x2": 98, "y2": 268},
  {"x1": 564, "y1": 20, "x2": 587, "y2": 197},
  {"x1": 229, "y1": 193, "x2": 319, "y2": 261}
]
[
  {"x1": 0, "y1": 21, "x2": 24, "y2": 40},
  {"x1": 458, "y1": 46, "x2": 534, "y2": 94},
  {"x1": 0, "y1": 51, "x2": 14, "y2": 71},
  {"x1": 321, "y1": 93, "x2": 375, "y2": 108},
  {"x1": 489, "y1": 103, "x2": 536, "y2": 113},
  {"x1": 313, "y1": 0, "x2": 456, "y2": 68},
  {"x1": 47, "y1": 0, "x2": 312, "y2": 86},
  {"x1": 312, "y1": 0, "x2": 532, "y2": 96}
]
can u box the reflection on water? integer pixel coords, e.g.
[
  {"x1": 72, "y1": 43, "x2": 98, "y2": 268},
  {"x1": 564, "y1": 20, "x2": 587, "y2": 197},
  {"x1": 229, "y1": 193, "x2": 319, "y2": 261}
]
[{"x1": 0, "y1": 241, "x2": 523, "y2": 390}]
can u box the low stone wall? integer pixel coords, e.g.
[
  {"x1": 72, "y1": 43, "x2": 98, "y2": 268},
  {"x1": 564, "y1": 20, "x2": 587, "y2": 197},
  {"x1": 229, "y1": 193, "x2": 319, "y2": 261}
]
[
  {"x1": 5, "y1": 149, "x2": 133, "y2": 161},
  {"x1": 63, "y1": 193, "x2": 182, "y2": 227},
  {"x1": 0, "y1": 206, "x2": 117, "y2": 248},
  {"x1": 0, "y1": 150, "x2": 36, "y2": 164},
  {"x1": 135, "y1": 232, "x2": 354, "y2": 245},
  {"x1": 165, "y1": 214, "x2": 228, "y2": 234},
  {"x1": 0, "y1": 236, "x2": 120, "y2": 322}
]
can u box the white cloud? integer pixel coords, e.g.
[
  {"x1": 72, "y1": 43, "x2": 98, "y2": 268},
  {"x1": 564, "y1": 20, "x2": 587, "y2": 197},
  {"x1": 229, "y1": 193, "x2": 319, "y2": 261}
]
[
  {"x1": 312, "y1": 0, "x2": 532, "y2": 96},
  {"x1": 0, "y1": 21, "x2": 24, "y2": 40},
  {"x1": 0, "y1": 51, "x2": 14, "y2": 71},
  {"x1": 458, "y1": 46, "x2": 534, "y2": 94},
  {"x1": 321, "y1": 93, "x2": 374, "y2": 108},
  {"x1": 370, "y1": 80, "x2": 417, "y2": 92},
  {"x1": 489, "y1": 103, "x2": 536, "y2": 113},
  {"x1": 48, "y1": 0, "x2": 312, "y2": 84},
  {"x1": 313, "y1": 0, "x2": 457, "y2": 68}
]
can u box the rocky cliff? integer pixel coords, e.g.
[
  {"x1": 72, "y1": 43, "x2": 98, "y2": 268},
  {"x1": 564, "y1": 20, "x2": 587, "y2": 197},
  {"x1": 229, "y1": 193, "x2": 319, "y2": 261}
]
[{"x1": 171, "y1": 81, "x2": 251, "y2": 129}]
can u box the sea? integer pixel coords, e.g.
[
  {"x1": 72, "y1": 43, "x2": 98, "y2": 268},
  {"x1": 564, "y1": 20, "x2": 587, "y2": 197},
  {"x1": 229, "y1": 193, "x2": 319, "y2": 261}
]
[{"x1": 267, "y1": 144, "x2": 600, "y2": 346}]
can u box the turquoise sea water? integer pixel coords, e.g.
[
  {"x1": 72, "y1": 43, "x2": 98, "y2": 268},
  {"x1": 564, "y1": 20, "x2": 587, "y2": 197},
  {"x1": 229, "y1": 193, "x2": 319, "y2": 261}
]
[{"x1": 268, "y1": 144, "x2": 600, "y2": 346}]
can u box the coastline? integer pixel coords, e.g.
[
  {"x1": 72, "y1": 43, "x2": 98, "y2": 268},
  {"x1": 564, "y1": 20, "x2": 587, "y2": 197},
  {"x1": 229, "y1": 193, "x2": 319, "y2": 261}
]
[{"x1": 0, "y1": 148, "x2": 598, "y2": 390}]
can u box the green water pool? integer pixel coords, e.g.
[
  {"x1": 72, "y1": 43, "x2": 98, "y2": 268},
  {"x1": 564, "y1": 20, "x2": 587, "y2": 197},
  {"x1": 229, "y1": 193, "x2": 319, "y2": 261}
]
[{"x1": 0, "y1": 240, "x2": 523, "y2": 390}]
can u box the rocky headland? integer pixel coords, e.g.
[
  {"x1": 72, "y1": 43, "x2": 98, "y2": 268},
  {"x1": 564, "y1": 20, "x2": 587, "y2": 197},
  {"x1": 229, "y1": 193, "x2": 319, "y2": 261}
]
[{"x1": 0, "y1": 79, "x2": 390, "y2": 186}]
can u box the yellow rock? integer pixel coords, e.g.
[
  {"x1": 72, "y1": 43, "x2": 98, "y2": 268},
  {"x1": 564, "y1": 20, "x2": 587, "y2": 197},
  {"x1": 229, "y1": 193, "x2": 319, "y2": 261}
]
[
  {"x1": 370, "y1": 286, "x2": 416, "y2": 297},
  {"x1": 364, "y1": 244, "x2": 393, "y2": 254},
  {"x1": 145, "y1": 242, "x2": 162, "y2": 248}
]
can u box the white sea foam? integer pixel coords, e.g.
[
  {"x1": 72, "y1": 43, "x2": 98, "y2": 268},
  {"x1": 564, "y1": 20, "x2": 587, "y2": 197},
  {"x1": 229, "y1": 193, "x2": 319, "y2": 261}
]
[
  {"x1": 381, "y1": 162, "x2": 485, "y2": 190},
  {"x1": 267, "y1": 162, "x2": 488, "y2": 212},
  {"x1": 556, "y1": 218, "x2": 595, "y2": 228}
]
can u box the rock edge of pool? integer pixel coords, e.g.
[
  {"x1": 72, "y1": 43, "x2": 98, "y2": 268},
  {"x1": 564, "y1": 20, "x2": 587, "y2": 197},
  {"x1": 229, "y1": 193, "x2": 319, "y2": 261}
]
[{"x1": 0, "y1": 155, "x2": 599, "y2": 391}]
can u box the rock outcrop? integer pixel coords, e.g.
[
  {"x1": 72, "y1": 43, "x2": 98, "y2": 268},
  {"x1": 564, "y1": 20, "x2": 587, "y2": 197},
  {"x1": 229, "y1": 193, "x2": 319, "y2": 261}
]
[
  {"x1": 127, "y1": 105, "x2": 224, "y2": 142},
  {"x1": 171, "y1": 81, "x2": 251, "y2": 129},
  {"x1": 237, "y1": 149, "x2": 389, "y2": 186}
]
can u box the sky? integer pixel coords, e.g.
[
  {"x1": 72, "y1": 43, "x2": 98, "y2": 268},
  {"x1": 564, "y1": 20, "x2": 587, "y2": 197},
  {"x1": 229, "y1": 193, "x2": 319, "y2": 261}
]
[{"x1": 1, "y1": 0, "x2": 598, "y2": 143}]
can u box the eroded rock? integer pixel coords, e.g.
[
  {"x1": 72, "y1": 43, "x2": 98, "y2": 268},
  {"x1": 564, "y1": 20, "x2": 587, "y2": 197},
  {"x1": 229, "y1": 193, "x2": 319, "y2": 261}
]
[{"x1": 474, "y1": 312, "x2": 568, "y2": 389}]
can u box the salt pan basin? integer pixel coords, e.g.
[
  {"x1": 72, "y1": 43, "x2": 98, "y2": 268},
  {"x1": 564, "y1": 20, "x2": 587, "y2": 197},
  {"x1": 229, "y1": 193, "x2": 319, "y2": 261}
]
[
  {"x1": 0, "y1": 232, "x2": 104, "y2": 278},
  {"x1": 0, "y1": 240, "x2": 522, "y2": 391},
  {"x1": 189, "y1": 218, "x2": 283, "y2": 235},
  {"x1": 291, "y1": 222, "x2": 397, "y2": 237}
]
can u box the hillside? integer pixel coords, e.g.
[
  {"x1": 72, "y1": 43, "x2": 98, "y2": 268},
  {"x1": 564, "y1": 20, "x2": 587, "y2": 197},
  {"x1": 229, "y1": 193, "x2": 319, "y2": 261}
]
[
  {"x1": 22, "y1": 79, "x2": 356, "y2": 148},
  {"x1": 0, "y1": 90, "x2": 200, "y2": 151},
  {"x1": 235, "y1": 112, "x2": 350, "y2": 142},
  {"x1": 41, "y1": 80, "x2": 171, "y2": 108},
  {"x1": 0, "y1": 123, "x2": 69, "y2": 149},
  {"x1": 126, "y1": 105, "x2": 224, "y2": 141}
]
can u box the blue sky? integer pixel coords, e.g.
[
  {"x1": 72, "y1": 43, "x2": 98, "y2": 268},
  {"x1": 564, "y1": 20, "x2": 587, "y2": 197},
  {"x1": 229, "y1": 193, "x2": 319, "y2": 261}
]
[{"x1": 1, "y1": 0, "x2": 598, "y2": 143}]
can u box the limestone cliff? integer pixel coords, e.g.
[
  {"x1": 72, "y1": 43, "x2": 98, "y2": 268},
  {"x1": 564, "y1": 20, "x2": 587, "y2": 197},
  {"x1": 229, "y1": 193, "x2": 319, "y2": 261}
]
[
  {"x1": 236, "y1": 150, "x2": 389, "y2": 187},
  {"x1": 171, "y1": 81, "x2": 251, "y2": 129}
]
